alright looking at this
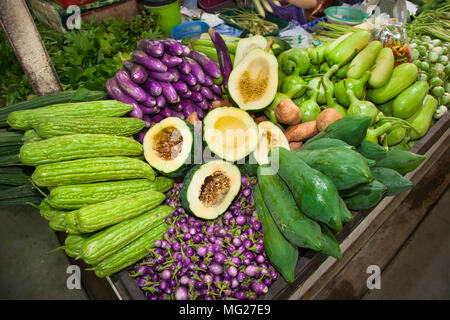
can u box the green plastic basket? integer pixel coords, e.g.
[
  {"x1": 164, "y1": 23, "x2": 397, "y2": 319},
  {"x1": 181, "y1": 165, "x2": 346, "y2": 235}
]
[
  {"x1": 218, "y1": 8, "x2": 288, "y2": 37},
  {"x1": 325, "y1": 6, "x2": 368, "y2": 26}
]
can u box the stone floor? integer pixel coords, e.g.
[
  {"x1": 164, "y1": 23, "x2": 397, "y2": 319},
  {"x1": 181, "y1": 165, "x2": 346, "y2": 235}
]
[{"x1": 0, "y1": 189, "x2": 449, "y2": 300}]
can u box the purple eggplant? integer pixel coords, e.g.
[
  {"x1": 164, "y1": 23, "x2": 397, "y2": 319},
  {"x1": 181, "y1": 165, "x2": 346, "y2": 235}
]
[
  {"x1": 181, "y1": 100, "x2": 197, "y2": 118},
  {"x1": 189, "y1": 84, "x2": 202, "y2": 92},
  {"x1": 106, "y1": 78, "x2": 139, "y2": 107},
  {"x1": 138, "y1": 129, "x2": 148, "y2": 143},
  {"x1": 148, "y1": 71, "x2": 175, "y2": 83},
  {"x1": 131, "y1": 50, "x2": 167, "y2": 73},
  {"x1": 188, "y1": 49, "x2": 222, "y2": 80},
  {"x1": 210, "y1": 83, "x2": 223, "y2": 96},
  {"x1": 115, "y1": 70, "x2": 149, "y2": 102},
  {"x1": 196, "y1": 100, "x2": 209, "y2": 111},
  {"x1": 201, "y1": 86, "x2": 214, "y2": 100},
  {"x1": 162, "y1": 53, "x2": 182, "y2": 67},
  {"x1": 140, "y1": 105, "x2": 160, "y2": 115},
  {"x1": 177, "y1": 59, "x2": 191, "y2": 75},
  {"x1": 173, "y1": 80, "x2": 188, "y2": 94},
  {"x1": 211, "y1": 94, "x2": 222, "y2": 102},
  {"x1": 160, "y1": 38, "x2": 184, "y2": 56},
  {"x1": 179, "y1": 90, "x2": 192, "y2": 100},
  {"x1": 152, "y1": 114, "x2": 164, "y2": 123},
  {"x1": 137, "y1": 39, "x2": 164, "y2": 57},
  {"x1": 179, "y1": 72, "x2": 197, "y2": 87},
  {"x1": 184, "y1": 57, "x2": 206, "y2": 84},
  {"x1": 143, "y1": 115, "x2": 152, "y2": 128},
  {"x1": 160, "y1": 106, "x2": 172, "y2": 118},
  {"x1": 195, "y1": 106, "x2": 205, "y2": 120},
  {"x1": 160, "y1": 82, "x2": 180, "y2": 104},
  {"x1": 181, "y1": 45, "x2": 191, "y2": 57},
  {"x1": 204, "y1": 75, "x2": 214, "y2": 87},
  {"x1": 191, "y1": 91, "x2": 203, "y2": 103},
  {"x1": 168, "y1": 67, "x2": 180, "y2": 82},
  {"x1": 208, "y1": 28, "x2": 232, "y2": 88},
  {"x1": 122, "y1": 60, "x2": 148, "y2": 84},
  {"x1": 129, "y1": 105, "x2": 144, "y2": 119},
  {"x1": 142, "y1": 95, "x2": 156, "y2": 107},
  {"x1": 171, "y1": 111, "x2": 185, "y2": 119},
  {"x1": 170, "y1": 102, "x2": 184, "y2": 112},
  {"x1": 156, "y1": 95, "x2": 166, "y2": 108},
  {"x1": 144, "y1": 79, "x2": 163, "y2": 97}
]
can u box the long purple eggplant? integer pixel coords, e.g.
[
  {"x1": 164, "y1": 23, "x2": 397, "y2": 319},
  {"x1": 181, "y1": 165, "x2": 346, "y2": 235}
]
[
  {"x1": 142, "y1": 95, "x2": 157, "y2": 107},
  {"x1": 156, "y1": 95, "x2": 166, "y2": 108},
  {"x1": 184, "y1": 57, "x2": 206, "y2": 84},
  {"x1": 171, "y1": 111, "x2": 185, "y2": 119},
  {"x1": 203, "y1": 75, "x2": 214, "y2": 87},
  {"x1": 191, "y1": 91, "x2": 203, "y2": 103},
  {"x1": 173, "y1": 80, "x2": 188, "y2": 94},
  {"x1": 122, "y1": 60, "x2": 148, "y2": 84},
  {"x1": 188, "y1": 49, "x2": 222, "y2": 80},
  {"x1": 161, "y1": 38, "x2": 184, "y2": 56},
  {"x1": 160, "y1": 106, "x2": 172, "y2": 118},
  {"x1": 162, "y1": 53, "x2": 182, "y2": 67},
  {"x1": 177, "y1": 59, "x2": 191, "y2": 75},
  {"x1": 196, "y1": 100, "x2": 209, "y2": 111},
  {"x1": 179, "y1": 90, "x2": 192, "y2": 100},
  {"x1": 144, "y1": 79, "x2": 162, "y2": 97},
  {"x1": 195, "y1": 106, "x2": 205, "y2": 120},
  {"x1": 131, "y1": 50, "x2": 167, "y2": 73},
  {"x1": 160, "y1": 82, "x2": 180, "y2": 104},
  {"x1": 152, "y1": 114, "x2": 164, "y2": 123},
  {"x1": 138, "y1": 130, "x2": 148, "y2": 143},
  {"x1": 179, "y1": 72, "x2": 197, "y2": 87},
  {"x1": 208, "y1": 28, "x2": 232, "y2": 89},
  {"x1": 168, "y1": 67, "x2": 180, "y2": 83},
  {"x1": 130, "y1": 105, "x2": 144, "y2": 119},
  {"x1": 106, "y1": 78, "x2": 141, "y2": 110},
  {"x1": 181, "y1": 45, "x2": 191, "y2": 57},
  {"x1": 169, "y1": 102, "x2": 183, "y2": 112},
  {"x1": 201, "y1": 86, "x2": 214, "y2": 101},
  {"x1": 181, "y1": 100, "x2": 197, "y2": 118},
  {"x1": 137, "y1": 39, "x2": 164, "y2": 57},
  {"x1": 210, "y1": 83, "x2": 223, "y2": 96},
  {"x1": 148, "y1": 71, "x2": 175, "y2": 83},
  {"x1": 140, "y1": 105, "x2": 160, "y2": 115},
  {"x1": 143, "y1": 115, "x2": 152, "y2": 128},
  {"x1": 189, "y1": 84, "x2": 202, "y2": 92},
  {"x1": 115, "y1": 69, "x2": 149, "y2": 102}
]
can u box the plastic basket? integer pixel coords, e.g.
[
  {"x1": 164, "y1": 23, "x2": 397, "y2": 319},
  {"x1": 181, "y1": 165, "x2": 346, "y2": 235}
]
[
  {"x1": 325, "y1": 6, "x2": 367, "y2": 26},
  {"x1": 171, "y1": 21, "x2": 210, "y2": 40}
]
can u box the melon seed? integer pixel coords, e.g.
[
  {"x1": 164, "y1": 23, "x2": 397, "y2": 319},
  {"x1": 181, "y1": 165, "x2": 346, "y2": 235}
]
[
  {"x1": 239, "y1": 70, "x2": 269, "y2": 104},
  {"x1": 199, "y1": 171, "x2": 231, "y2": 208},
  {"x1": 153, "y1": 126, "x2": 183, "y2": 160}
]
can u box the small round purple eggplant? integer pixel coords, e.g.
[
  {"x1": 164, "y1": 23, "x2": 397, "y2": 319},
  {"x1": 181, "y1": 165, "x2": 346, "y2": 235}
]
[
  {"x1": 203, "y1": 75, "x2": 214, "y2": 87},
  {"x1": 131, "y1": 50, "x2": 167, "y2": 73},
  {"x1": 170, "y1": 102, "x2": 183, "y2": 112},
  {"x1": 210, "y1": 83, "x2": 223, "y2": 96},
  {"x1": 189, "y1": 84, "x2": 202, "y2": 92},
  {"x1": 201, "y1": 86, "x2": 214, "y2": 100},
  {"x1": 171, "y1": 111, "x2": 185, "y2": 119},
  {"x1": 160, "y1": 106, "x2": 172, "y2": 118},
  {"x1": 152, "y1": 114, "x2": 164, "y2": 123},
  {"x1": 115, "y1": 69, "x2": 149, "y2": 102},
  {"x1": 143, "y1": 79, "x2": 162, "y2": 97},
  {"x1": 140, "y1": 105, "x2": 160, "y2": 115},
  {"x1": 142, "y1": 95, "x2": 156, "y2": 107},
  {"x1": 196, "y1": 100, "x2": 209, "y2": 111},
  {"x1": 195, "y1": 106, "x2": 205, "y2": 119},
  {"x1": 142, "y1": 115, "x2": 152, "y2": 128},
  {"x1": 181, "y1": 100, "x2": 197, "y2": 118},
  {"x1": 173, "y1": 80, "x2": 188, "y2": 94},
  {"x1": 137, "y1": 39, "x2": 164, "y2": 57}
]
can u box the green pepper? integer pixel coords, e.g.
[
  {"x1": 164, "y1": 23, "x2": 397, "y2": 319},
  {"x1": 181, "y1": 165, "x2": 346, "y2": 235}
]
[
  {"x1": 299, "y1": 82, "x2": 322, "y2": 122},
  {"x1": 335, "y1": 71, "x2": 370, "y2": 107},
  {"x1": 279, "y1": 48, "x2": 310, "y2": 76},
  {"x1": 406, "y1": 94, "x2": 438, "y2": 140}
]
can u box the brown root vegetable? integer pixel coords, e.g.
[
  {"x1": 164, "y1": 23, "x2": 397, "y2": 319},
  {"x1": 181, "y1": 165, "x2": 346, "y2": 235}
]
[
  {"x1": 284, "y1": 120, "x2": 318, "y2": 142},
  {"x1": 212, "y1": 99, "x2": 233, "y2": 109},
  {"x1": 186, "y1": 112, "x2": 202, "y2": 134},
  {"x1": 275, "y1": 98, "x2": 302, "y2": 125},
  {"x1": 254, "y1": 115, "x2": 269, "y2": 124},
  {"x1": 316, "y1": 108, "x2": 343, "y2": 132},
  {"x1": 289, "y1": 141, "x2": 303, "y2": 151}
]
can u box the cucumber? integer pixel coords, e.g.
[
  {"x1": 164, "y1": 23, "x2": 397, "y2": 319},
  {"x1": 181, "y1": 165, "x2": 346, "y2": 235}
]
[
  {"x1": 0, "y1": 154, "x2": 21, "y2": 167},
  {"x1": 0, "y1": 184, "x2": 43, "y2": 206},
  {"x1": 79, "y1": 205, "x2": 173, "y2": 265},
  {"x1": 0, "y1": 131, "x2": 23, "y2": 147},
  {"x1": 0, "y1": 145, "x2": 21, "y2": 157},
  {"x1": 343, "y1": 179, "x2": 387, "y2": 210},
  {"x1": 253, "y1": 184, "x2": 298, "y2": 283},
  {"x1": 0, "y1": 90, "x2": 107, "y2": 127},
  {"x1": 370, "y1": 167, "x2": 414, "y2": 196},
  {"x1": 69, "y1": 190, "x2": 166, "y2": 233},
  {"x1": 20, "y1": 134, "x2": 144, "y2": 166},
  {"x1": 93, "y1": 223, "x2": 168, "y2": 278},
  {"x1": 7, "y1": 100, "x2": 132, "y2": 131},
  {"x1": 273, "y1": 147, "x2": 342, "y2": 232},
  {"x1": 31, "y1": 157, "x2": 155, "y2": 187},
  {"x1": 47, "y1": 177, "x2": 173, "y2": 210},
  {"x1": 257, "y1": 165, "x2": 323, "y2": 251},
  {"x1": 33, "y1": 117, "x2": 146, "y2": 138}
]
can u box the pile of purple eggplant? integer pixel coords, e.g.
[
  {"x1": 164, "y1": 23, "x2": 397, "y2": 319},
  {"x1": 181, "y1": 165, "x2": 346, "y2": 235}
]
[{"x1": 105, "y1": 38, "x2": 224, "y2": 142}]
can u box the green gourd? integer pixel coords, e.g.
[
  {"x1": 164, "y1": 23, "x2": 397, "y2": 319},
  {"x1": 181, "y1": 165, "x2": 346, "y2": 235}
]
[
  {"x1": 335, "y1": 71, "x2": 370, "y2": 107},
  {"x1": 406, "y1": 95, "x2": 438, "y2": 140},
  {"x1": 300, "y1": 82, "x2": 322, "y2": 122},
  {"x1": 347, "y1": 40, "x2": 383, "y2": 79},
  {"x1": 392, "y1": 81, "x2": 429, "y2": 119},
  {"x1": 346, "y1": 88, "x2": 381, "y2": 125}
]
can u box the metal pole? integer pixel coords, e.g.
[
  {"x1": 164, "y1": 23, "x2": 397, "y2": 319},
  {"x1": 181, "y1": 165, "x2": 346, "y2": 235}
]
[{"x1": 0, "y1": 0, "x2": 62, "y2": 96}]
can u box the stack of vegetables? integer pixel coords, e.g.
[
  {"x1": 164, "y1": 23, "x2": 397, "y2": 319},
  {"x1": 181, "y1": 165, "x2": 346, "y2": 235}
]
[
  {"x1": 105, "y1": 38, "x2": 224, "y2": 143},
  {"x1": 5, "y1": 99, "x2": 179, "y2": 278},
  {"x1": 0, "y1": 89, "x2": 107, "y2": 206}
]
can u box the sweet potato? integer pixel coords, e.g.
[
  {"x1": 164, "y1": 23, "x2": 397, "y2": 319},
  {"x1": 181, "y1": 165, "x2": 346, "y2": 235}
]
[
  {"x1": 284, "y1": 120, "x2": 318, "y2": 142},
  {"x1": 316, "y1": 108, "x2": 343, "y2": 132},
  {"x1": 275, "y1": 98, "x2": 302, "y2": 125},
  {"x1": 289, "y1": 141, "x2": 303, "y2": 151},
  {"x1": 211, "y1": 99, "x2": 233, "y2": 109}
]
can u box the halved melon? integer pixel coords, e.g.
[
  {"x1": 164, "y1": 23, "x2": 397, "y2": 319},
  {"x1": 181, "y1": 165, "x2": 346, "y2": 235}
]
[
  {"x1": 181, "y1": 160, "x2": 241, "y2": 220},
  {"x1": 143, "y1": 117, "x2": 194, "y2": 177},
  {"x1": 203, "y1": 107, "x2": 259, "y2": 162},
  {"x1": 233, "y1": 35, "x2": 268, "y2": 67},
  {"x1": 253, "y1": 121, "x2": 290, "y2": 165},
  {"x1": 228, "y1": 48, "x2": 278, "y2": 111}
]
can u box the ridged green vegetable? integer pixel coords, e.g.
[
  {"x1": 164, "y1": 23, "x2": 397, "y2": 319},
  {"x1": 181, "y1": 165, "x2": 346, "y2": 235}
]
[
  {"x1": 257, "y1": 165, "x2": 323, "y2": 251},
  {"x1": 79, "y1": 205, "x2": 173, "y2": 265},
  {"x1": 273, "y1": 147, "x2": 342, "y2": 232},
  {"x1": 69, "y1": 190, "x2": 165, "y2": 233},
  {"x1": 31, "y1": 157, "x2": 155, "y2": 187},
  {"x1": 48, "y1": 210, "x2": 68, "y2": 232},
  {"x1": 7, "y1": 100, "x2": 132, "y2": 131},
  {"x1": 253, "y1": 184, "x2": 298, "y2": 283},
  {"x1": 33, "y1": 117, "x2": 146, "y2": 138},
  {"x1": 305, "y1": 116, "x2": 371, "y2": 147},
  {"x1": 370, "y1": 167, "x2": 414, "y2": 196},
  {"x1": 295, "y1": 147, "x2": 373, "y2": 190},
  {"x1": 374, "y1": 149, "x2": 426, "y2": 176},
  {"x1": 343, "y1": 179, "x2": 387, "y2": 210},
  {"x1": 23, "y1": 130, "x2": 42, "y2": 143},
  {"x1": 47, "y1": 177, "x2": 173, "y2": 210},
  {"x1": 93, "y1": 223, "x2": 168, "y2": 278},
  {"x1": 20, "y1": 134, "x2": 143, "y2": 166},
  {"x1": 64, "y1": 233, "x2": 95, "y2": 258}
]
